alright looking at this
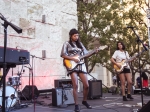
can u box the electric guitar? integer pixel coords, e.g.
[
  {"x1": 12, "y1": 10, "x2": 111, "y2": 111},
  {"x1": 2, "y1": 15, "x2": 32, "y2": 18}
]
[
  {"x1": 114, "y1": 49, "x2": 146, "y2": 73},
  {"x1": 64, "y1": 45, "x2": 108, "y2": 71}
]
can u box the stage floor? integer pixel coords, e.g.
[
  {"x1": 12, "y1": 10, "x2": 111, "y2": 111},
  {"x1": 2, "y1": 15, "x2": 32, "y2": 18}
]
[{"x1": 3, "y1": 92, "x2": 150, "y2": 112}]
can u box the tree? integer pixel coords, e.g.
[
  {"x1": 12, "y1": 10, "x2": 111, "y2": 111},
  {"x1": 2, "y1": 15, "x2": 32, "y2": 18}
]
[{"x1": 77, "y1": 0, "x2": 150, "y2": 83}]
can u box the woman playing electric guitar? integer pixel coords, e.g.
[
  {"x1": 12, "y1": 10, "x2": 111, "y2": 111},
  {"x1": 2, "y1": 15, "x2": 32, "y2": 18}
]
[
  {"x1": 60, "y1": 28, "x2": 98, "y2": 112},
  {"x1": 110, "y1": 42, "x2": 134, "y2": 101}
]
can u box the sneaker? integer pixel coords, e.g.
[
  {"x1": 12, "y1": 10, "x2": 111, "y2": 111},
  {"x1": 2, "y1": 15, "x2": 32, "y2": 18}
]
[
  {"x1": 74, "y1": 105, "x2": 80, "y2": 112},
  {"x1": 123, "y1": 96, "x2": 128, "y2": 101},
  {"x1": 127, "y1": 94, "x2": 134, "y2": 100},
  {"x1": 82, "y1": 101, "x2": 92, "y2": 109}
]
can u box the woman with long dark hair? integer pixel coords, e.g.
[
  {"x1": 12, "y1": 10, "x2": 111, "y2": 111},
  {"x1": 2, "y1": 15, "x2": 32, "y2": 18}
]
[
  {"x1": 61, "y1": 28, "x2": 93, "y2": 112},
  {"x1": 111, "y1": 42, "x2": 134, "y2": 101}
]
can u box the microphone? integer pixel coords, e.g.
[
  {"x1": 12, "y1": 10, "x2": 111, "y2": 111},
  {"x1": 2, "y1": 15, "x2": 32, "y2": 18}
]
[
  {"x1": 143, "y1": 44, "x2": 149, "y2": 51},
  {"x1": 144, "y1": 44, "x2": 149, "y2": 46},
  {"x1": 127, "y1": 26, "x2": 134, "y2": 28},
  {"x1": 144, "y1": 44, "x2": 149, "y2": 48},
  {"x1": 24, "y1": 66, "x2": 32, "y2": 70},
  {"x1": 17, "y1": 72, "x2": 21, "y2": 76}
]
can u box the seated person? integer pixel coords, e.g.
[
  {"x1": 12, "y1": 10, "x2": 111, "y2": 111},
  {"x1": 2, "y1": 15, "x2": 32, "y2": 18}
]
[
  {"x1": 141, "y1": 72, "x2": 148, "y2": 88},
  {"x1": 136, "y1": 72, "x2": 149, "y2": 88},
  {"x1": 136, "y1": 76, "x2": 141, "y2": 88}
]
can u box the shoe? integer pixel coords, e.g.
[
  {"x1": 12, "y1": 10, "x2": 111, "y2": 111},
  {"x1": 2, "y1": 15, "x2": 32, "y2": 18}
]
[
  {"x1": 123, "y1": 96, "x2": 128, "y2": 101},
  {"x1": 82, "y1": 101, "x2": 92, "y2": 109},
  {"x1": 74, "y1": 105, "x2": 80, "y2": 112},
  {"x1": 127, "y1": 94, "x2": 134, "y2": 100}
]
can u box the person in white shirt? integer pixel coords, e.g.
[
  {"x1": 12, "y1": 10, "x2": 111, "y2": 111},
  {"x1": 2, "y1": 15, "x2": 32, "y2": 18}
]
[{"x1": 111, "y1": 42, "x2": 134, "y2": 101}]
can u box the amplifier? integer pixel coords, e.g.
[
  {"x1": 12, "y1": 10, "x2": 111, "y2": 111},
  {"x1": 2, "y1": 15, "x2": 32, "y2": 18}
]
[
  {"x1": 54, "y1": 79, "x2": 72, "y2": 88},
  {"x1": 88, "y1": 80, "x2": 102, "y2": 99},
  {"x1": 52, "y1": 88, "x2": 74, "y2": 106}
]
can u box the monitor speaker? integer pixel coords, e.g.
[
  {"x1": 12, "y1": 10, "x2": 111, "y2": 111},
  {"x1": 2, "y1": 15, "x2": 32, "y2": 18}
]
[
  {"x1": 88, "y1": 80, "x2": 102, "y2": 99},
  {"x1": 138, "y1": 101, "x2": 150, "y2": 112},
  {"x1": 21, "y1": 85, "x2": 39, "y2": 100}
]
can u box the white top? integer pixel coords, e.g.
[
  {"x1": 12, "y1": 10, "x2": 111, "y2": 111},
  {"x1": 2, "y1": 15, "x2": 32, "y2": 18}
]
[{"x1": 112, "y1": 50, "x2": 130, "y2": 68}]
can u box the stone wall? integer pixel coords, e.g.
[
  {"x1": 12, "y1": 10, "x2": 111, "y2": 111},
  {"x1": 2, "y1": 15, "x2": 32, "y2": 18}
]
[{"x1": 0, "y1": 0, "x2": 78, "y2": 90}]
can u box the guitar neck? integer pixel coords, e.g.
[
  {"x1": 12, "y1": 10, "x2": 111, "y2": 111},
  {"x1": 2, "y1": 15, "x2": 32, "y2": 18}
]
[
  {"x1": 79, "y1": 50, "x2": 95, "y2": 60},
  {"x1": 126, "y1": 49, "x2": 146, "y2": 62},
  {"x1": 79, "y1": 45, "x2": 107, "y2": 60}
]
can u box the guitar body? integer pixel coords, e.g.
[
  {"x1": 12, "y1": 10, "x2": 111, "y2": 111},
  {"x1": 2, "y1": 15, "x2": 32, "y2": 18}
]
[
  {"x1": 114, "y1": 60, "x2": 127, "y2": 73},
  {"x1": 63, "y1": 59, "x2": 84, "y2": 70}
]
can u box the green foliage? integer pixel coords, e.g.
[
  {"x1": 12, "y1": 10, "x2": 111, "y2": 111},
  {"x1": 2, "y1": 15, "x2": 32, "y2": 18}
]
[
  {"x1": 102, "y1": 87, "x2": 108, "y2": 93},
  {"x1": 77, "y1": 0, "x2": 150, "y2": 80}
]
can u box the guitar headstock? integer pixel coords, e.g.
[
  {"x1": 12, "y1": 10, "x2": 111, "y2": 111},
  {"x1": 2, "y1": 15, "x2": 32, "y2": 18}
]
[{"x1": 98, "y1": 45, "x2": 108, "y2": 51}]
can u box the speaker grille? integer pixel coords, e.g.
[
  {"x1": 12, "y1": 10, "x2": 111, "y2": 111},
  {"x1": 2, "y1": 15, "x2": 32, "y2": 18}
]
[
  {"x1": 88, "y1": 80, "x2": 102, "y2": 99},
  {"x1": 91, "y1": 81, "x2": 101, "y2": 96}
]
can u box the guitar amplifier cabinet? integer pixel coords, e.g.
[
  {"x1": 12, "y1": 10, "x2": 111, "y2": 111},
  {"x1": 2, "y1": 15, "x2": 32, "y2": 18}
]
[
  {"x1": 54, "y1": 79, "x2": 72, "y2": 88},
  {"x1": 52, "y1": 88, "x2": 74, "y2": 106},
  {"x1": 88, "y1": 80, "x2": 102, "y2": 99}
]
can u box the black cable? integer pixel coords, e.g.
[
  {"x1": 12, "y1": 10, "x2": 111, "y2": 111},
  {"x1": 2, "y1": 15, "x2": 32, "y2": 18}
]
[
  {"x1": 19, "y1": 61, "x2": 25, "y2": 76},
  {"x1": 62, "y1": 89, "x2": 68, "y2": 103}
]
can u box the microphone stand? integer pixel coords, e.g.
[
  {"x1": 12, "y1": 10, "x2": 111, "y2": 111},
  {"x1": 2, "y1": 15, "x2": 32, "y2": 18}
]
[
  {"x1": 129, "y1": 27, "x2": 147, "y2": 108},
  {"x1": 0, "y1": 13, "x2": 22, "y2": 112},
  {"x1": 29, "y1": 55, "x2": 44, "y2": 99},
  {"x1": 29, "y1": 55, "x2": 44, "y2": 112}
]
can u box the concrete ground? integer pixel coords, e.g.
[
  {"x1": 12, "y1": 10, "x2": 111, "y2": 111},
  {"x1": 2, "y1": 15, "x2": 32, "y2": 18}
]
[{"x1": 1, "y1": 92, "x2": 149, "y2": 112}]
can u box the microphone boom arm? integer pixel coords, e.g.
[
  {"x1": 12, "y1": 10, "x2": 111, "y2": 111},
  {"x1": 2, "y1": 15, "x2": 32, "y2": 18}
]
[
  {"x1": 129, "y1": 28, "x2": 148, "y2": 51},
  {"x1": 0, "y1": 13, "x2": 22, "y2": 34}
]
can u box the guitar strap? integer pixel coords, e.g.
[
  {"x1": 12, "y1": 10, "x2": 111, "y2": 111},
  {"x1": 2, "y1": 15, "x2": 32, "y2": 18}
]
[{"x1": 124, "y1": 51, "x2": 131, "y2": 68}]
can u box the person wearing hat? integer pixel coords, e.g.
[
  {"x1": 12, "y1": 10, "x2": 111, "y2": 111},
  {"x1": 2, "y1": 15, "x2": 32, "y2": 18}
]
[{"x1": 60, "y1": 28, "x2": 93, "y2": 112}]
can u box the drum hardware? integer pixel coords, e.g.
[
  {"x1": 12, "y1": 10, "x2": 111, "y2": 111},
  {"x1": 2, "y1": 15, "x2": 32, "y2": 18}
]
[
  {"x1": 0, "y1": 74, "x2": 28, "y2": 111},
  {"x1": 0, "y1": 86, "x2": 18, "y2": 108},
  {"x1": 10, "y1": 94, "x2": 16, "y2": 99},
  {"x1": 8, "y1": 75, "x2": 21, "y2": 86},
  {"x1": 10, "y1": 80, "x2": 28, "y2": 110},
  {"x1": 7, "y1": 85, "x2": 28, "y2": 110}
]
